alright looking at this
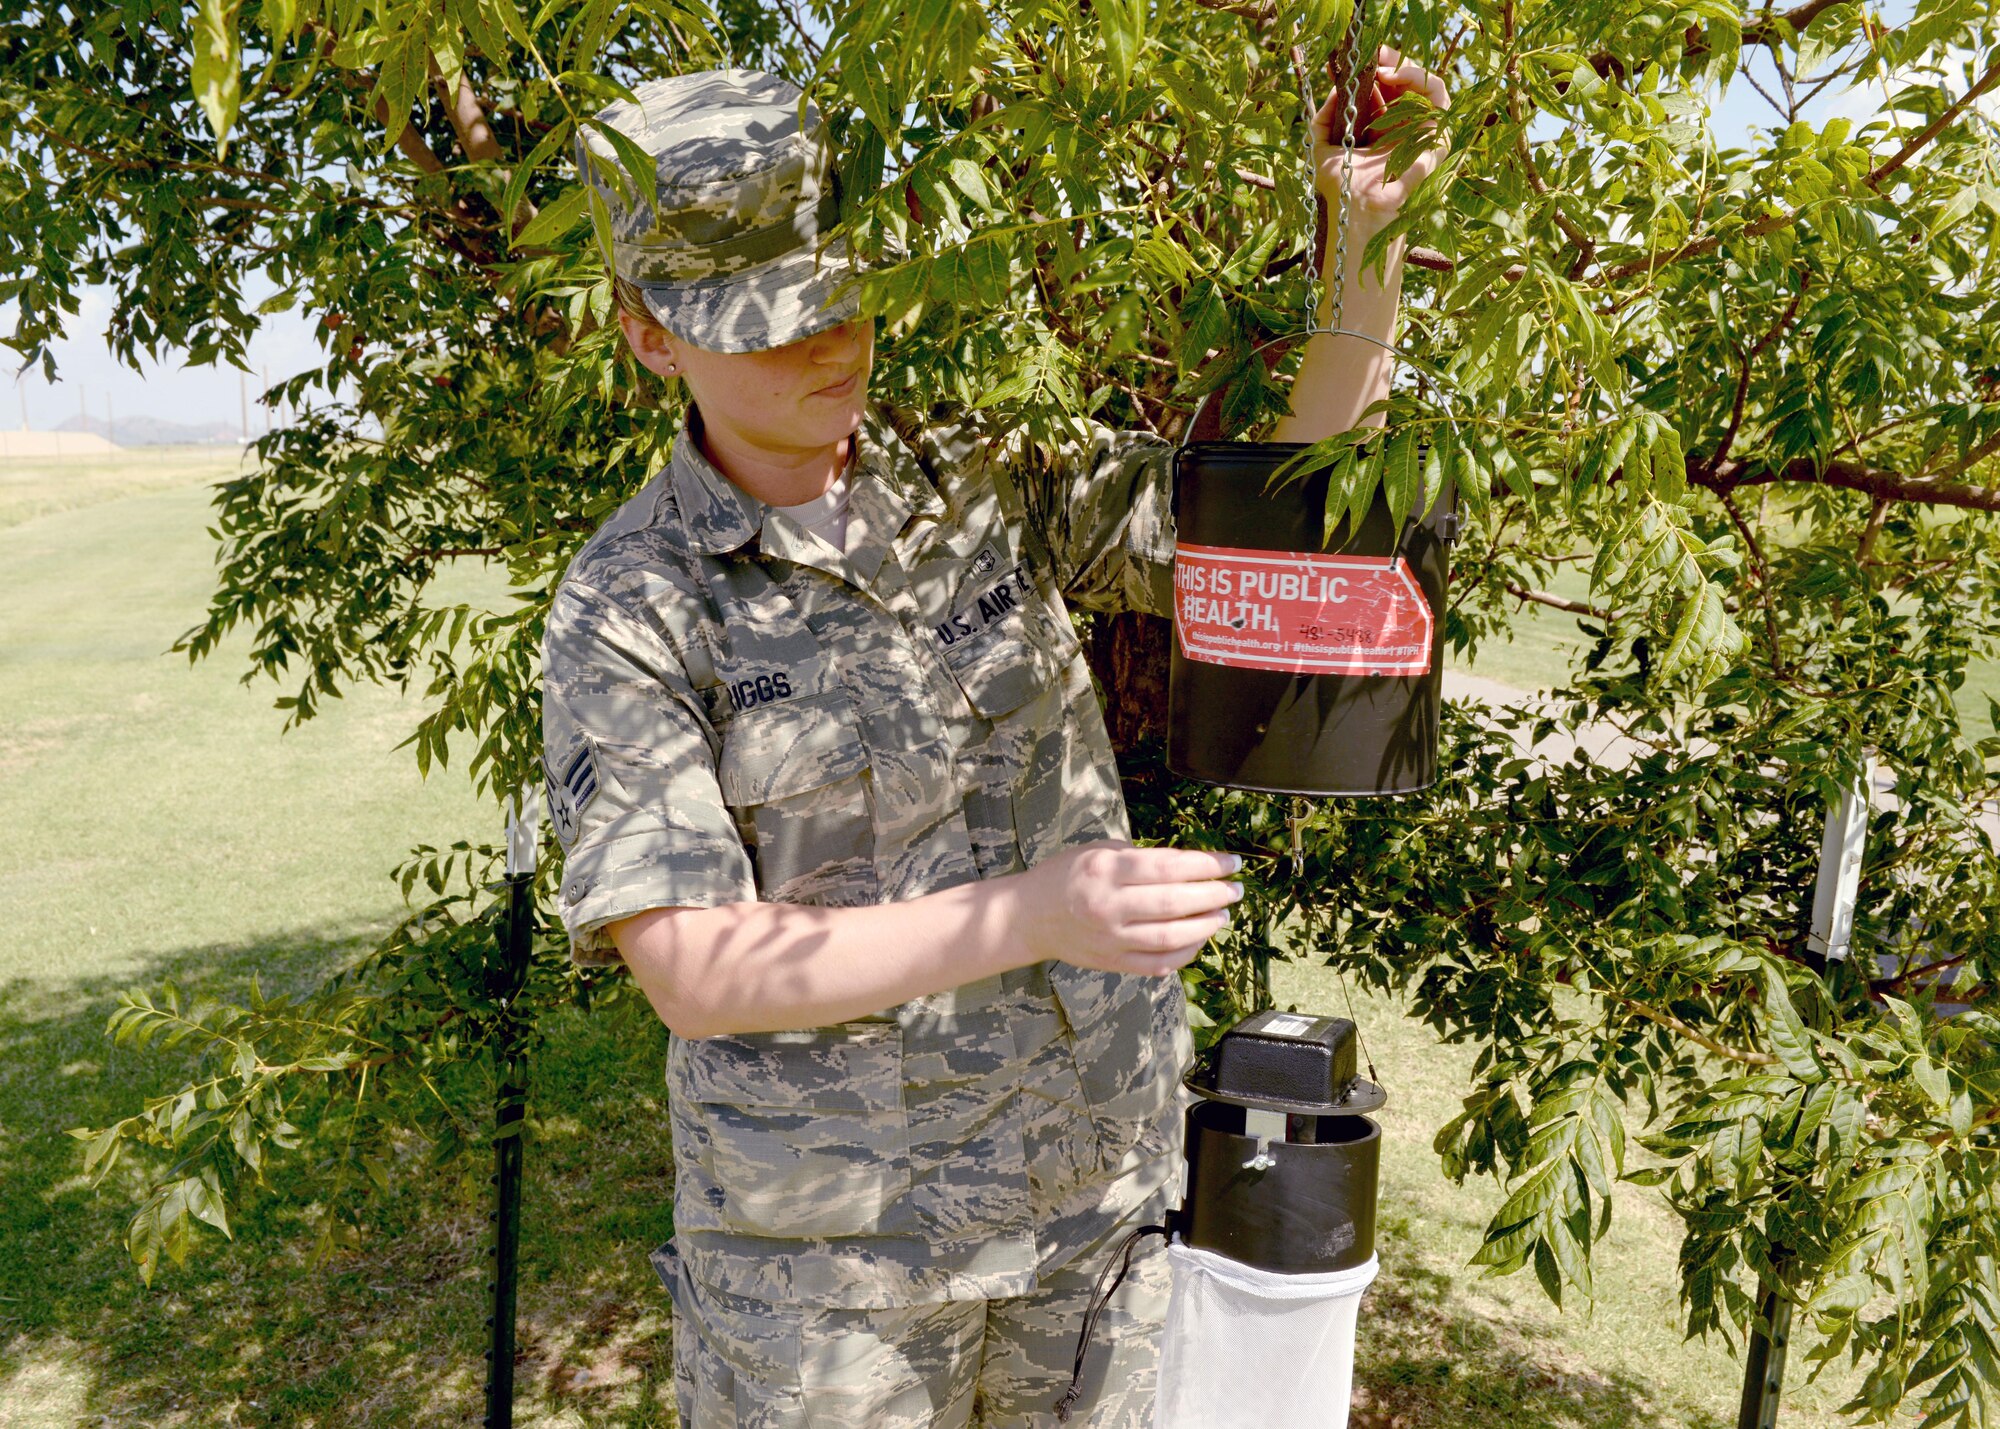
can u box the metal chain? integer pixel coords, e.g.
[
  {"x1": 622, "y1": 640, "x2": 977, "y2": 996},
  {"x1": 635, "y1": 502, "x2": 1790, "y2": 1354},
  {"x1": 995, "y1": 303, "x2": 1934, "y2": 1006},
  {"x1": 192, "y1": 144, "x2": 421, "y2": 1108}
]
[
  {"x1": 1278, "y1": 10, "x2": 1478, "y2": 467},
  {"x1": 1293, "y1": 0, "x2": 1371, "y2": 341}
]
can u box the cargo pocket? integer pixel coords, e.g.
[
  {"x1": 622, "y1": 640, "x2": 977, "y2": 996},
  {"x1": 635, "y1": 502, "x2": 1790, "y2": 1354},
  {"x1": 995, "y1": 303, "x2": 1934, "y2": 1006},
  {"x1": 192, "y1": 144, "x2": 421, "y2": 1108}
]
[
  {"x1": 656, "y1": 1236, "x2": 814, "y2": 1429},
  {"x1": 717, "y1": 689, "x2": 878, "y2": 906},
  {"x1": 676, "y1": 1022, "x2": 913, "y2": 1239},
  {"x1": 1046, "y1": 968, "x2": 1193, "y2": 1173}
]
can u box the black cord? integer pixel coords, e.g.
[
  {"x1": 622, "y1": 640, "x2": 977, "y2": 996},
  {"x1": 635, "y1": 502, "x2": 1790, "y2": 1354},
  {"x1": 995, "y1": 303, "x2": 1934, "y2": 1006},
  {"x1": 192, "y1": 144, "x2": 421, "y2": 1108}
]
[{"x1": 1052, "y1": 1223, "x2": 1170, "y2": 1423}]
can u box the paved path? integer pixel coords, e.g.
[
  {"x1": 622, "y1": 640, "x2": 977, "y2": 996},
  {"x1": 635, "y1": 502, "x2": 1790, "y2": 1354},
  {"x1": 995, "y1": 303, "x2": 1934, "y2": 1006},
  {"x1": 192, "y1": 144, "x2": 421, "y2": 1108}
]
[{"x1": 1439, "y1": 669, "x2": 2000, "y2": 843}]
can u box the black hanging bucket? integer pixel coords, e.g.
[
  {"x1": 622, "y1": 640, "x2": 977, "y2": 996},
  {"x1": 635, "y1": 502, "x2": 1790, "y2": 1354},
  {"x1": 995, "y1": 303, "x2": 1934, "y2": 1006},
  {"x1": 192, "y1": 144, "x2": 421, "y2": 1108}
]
[{"x1": 1168, "y1": 436, "x2": 1458, "y2": 796}]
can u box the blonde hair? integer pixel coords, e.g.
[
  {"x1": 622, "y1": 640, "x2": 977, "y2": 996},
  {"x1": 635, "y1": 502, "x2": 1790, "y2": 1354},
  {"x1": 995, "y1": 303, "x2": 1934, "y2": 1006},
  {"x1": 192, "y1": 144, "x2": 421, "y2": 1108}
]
[{"x1": 613, "y1": 275, "x2": 663, "y2": 328}]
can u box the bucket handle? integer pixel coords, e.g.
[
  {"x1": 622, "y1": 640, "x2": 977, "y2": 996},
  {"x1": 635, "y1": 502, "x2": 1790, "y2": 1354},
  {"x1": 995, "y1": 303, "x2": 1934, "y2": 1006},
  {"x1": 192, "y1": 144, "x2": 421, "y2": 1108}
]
[
  {"x1": 1174, "y1": 328, "x2": 1473, "y2": 459},
  {"x1": 1172, "y1": 329, "x2": 1469, "y2": 547}
]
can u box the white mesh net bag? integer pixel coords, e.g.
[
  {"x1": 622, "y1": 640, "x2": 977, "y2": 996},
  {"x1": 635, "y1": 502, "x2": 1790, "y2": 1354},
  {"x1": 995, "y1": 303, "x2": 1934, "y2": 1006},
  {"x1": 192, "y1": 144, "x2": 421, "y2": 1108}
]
[{"x1": 1150, "y1": 1241, "x2": 1379, "y2": 1429}]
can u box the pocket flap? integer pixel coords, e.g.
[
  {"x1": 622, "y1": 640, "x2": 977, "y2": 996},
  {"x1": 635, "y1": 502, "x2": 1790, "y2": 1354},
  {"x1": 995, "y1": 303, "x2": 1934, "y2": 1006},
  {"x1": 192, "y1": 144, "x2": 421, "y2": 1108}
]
[
  {"x1": 716, "y1": 690, "x2": 869, "y2": 805},
  {"x1": 676, "y1": 1023, "x2": 904, "y2": 1112},
  {"x1": 944, "y1": 606, "x2": 1055, "y2": 718}
]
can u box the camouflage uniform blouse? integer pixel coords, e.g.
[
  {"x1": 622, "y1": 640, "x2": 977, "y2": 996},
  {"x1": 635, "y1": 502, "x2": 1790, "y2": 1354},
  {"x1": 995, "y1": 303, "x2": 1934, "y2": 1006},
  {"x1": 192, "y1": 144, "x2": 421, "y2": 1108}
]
[{"x1": 541, "y1": 397, "x2": 1191, "y2": 1308}]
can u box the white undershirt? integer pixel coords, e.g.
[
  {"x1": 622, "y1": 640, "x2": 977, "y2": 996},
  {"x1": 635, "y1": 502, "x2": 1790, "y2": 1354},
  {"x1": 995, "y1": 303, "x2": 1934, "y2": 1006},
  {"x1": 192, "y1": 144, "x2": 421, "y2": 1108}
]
[{"x1": 772, "y1": 472, "x2": 852, "y2": 553}]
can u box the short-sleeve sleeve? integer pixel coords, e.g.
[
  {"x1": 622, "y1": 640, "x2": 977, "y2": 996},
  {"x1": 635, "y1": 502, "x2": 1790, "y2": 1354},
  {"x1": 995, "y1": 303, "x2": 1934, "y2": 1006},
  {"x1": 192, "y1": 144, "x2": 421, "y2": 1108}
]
[
  {"x1": 541, "y1": 578, "x2": 755, "y2": 967},
  {"x1": 989, "y1": 417, "x2": 1177, "y2": 618}
]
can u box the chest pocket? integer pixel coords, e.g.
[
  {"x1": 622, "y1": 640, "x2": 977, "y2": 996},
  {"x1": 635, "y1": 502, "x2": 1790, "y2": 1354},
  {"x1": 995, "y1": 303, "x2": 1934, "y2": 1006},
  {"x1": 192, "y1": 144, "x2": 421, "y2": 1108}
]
[
  {"x1": 672, "y1": 1023, "x2": 912, "y2": 1239},
  {"x1": 938, "y1": 591, "x2": 1084, "y2": 878},
  {"x1": 716, "y1": 689, "x2": 879, "y2": 907},
  {"x1": 940, "y1": 592, "x2": 1081, "y2": 721}
]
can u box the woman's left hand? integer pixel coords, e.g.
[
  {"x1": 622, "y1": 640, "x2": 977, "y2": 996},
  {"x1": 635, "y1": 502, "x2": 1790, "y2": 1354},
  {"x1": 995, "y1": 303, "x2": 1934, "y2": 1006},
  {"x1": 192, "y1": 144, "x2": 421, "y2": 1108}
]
[{"x1": 1310, "y1": 44, "x2": 1451, "y2": 221}]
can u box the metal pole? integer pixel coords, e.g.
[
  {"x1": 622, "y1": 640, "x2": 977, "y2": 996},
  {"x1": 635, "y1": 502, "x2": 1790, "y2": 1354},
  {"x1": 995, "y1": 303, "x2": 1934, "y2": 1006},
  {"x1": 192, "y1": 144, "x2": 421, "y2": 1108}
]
[
  {"x1": 485, "y1": 787, "x2": 539, "y2": 1429},
  {"x1": 1737, "y1": 1286, "x2": 1794, "y2": 1429},
  {"x1": 1738, "y1": 757, "x2": 1871, "y2": 1429}
]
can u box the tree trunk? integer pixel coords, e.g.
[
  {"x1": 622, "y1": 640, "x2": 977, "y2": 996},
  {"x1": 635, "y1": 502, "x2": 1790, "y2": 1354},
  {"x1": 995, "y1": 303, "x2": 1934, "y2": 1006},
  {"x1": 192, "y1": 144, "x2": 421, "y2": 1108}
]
[{"x1": 1090, "y1": 611, "x2": 1172, "y2": 752}]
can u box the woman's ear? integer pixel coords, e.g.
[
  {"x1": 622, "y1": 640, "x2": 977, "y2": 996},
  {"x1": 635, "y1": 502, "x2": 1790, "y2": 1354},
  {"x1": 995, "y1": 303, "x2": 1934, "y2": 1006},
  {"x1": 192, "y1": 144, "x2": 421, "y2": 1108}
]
[{"x1": 617, "y1": 307, "x2": 684, "y2": 379}]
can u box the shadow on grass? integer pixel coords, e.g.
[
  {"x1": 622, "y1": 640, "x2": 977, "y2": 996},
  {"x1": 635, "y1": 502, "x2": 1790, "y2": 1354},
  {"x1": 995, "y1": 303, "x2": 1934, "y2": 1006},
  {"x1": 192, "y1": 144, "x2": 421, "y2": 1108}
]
[
  {"x1": 1349, "y1": 1214, "x2": 1730, "y2": 1429},
  {"x1": 1, "y1": 928, "x2": 1735, "y2": 1429},
  {"x1": 0, "y1": 920, "x2": 679, "y2": 1428}
]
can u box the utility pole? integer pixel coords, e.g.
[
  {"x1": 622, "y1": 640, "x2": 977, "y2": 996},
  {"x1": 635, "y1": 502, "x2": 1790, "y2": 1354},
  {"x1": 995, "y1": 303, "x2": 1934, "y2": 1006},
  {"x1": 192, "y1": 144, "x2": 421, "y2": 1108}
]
[
  {"x1": 240, "y1": 371, "x2": 250, "y2": 446},
  {"x1": 106, "y1": 392, "x2": 114, "y2": 448},
  {"x1": 1738, "y1": 757, "x2": 1872, "y2": 1429}
]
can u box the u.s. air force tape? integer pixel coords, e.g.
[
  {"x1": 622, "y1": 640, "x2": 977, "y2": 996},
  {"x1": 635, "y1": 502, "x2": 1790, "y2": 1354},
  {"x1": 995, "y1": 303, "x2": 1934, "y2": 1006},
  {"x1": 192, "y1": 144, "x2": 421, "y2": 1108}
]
[{"x1": 934, "y1": 556, "x2": 1032, "y2": 652}]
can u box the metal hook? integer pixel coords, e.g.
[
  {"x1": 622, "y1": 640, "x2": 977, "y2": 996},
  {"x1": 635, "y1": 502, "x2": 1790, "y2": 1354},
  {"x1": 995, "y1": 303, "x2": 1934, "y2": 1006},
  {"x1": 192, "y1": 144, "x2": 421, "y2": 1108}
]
[{"x1": 1288, "y1": 795, "x2": 1309, "y2": 881}]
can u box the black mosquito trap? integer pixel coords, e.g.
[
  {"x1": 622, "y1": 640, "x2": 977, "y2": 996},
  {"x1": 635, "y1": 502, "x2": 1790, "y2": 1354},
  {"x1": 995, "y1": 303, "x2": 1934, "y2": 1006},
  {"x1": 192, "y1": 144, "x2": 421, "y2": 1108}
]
[
  {"x1": 1057, "y1": 11, "x2": 1456, "y2": 1426},
  {"x1": 1178, "y1": 1009, "x2": 1388, "y2": 1274},
  {"x1": 1054, "y1": 1008, "x2": 1394, "y2": 1426}
]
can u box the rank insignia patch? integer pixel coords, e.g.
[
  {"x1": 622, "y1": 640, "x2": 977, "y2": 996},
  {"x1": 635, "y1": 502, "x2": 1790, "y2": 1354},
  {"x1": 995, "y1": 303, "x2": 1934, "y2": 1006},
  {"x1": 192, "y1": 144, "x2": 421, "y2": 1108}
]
[{"x1": 544, "y1": 737, "x2": 601, "y2": 850}]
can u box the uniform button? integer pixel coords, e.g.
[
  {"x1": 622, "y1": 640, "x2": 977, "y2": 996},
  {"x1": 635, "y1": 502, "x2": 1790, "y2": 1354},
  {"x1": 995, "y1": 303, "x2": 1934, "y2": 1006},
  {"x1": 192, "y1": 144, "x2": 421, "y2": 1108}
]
[{"x1": 566, "y1": 881, "x2": 586, "y2": 900}]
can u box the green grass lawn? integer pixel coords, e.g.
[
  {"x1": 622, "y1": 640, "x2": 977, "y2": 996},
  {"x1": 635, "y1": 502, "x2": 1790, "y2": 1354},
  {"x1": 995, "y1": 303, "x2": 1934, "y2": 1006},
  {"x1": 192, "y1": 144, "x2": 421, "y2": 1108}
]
[
  {"x1": 0, "y1": 469, "x2": 682, "y2": 1426},
  {"x1": 0, "y1": 459, "x2": 1922, "y2": 1426},
  {"x1": 0, "y1": 448, "x2": 251, "y2": 531}
]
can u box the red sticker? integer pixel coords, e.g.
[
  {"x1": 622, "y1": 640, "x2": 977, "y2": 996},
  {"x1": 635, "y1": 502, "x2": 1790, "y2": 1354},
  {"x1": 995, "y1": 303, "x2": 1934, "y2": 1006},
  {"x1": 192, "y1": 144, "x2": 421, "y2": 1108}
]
[{"x1": 1173, "y1": 542, "x2": 1433, "y2": 677}]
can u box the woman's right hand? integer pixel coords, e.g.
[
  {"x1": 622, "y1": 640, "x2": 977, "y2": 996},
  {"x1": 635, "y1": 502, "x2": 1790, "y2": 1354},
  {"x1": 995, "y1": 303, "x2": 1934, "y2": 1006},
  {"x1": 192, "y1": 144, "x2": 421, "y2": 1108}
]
[{"x1": 1010, "y1": 840, "x2": 1244, "y2": 978}]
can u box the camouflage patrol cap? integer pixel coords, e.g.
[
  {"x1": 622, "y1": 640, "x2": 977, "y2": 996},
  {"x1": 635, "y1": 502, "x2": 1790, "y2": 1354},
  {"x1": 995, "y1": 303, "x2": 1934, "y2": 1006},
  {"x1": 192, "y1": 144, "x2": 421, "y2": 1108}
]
[{"x1": 577, "y1": 69, "x2": 874, "y2": 355}]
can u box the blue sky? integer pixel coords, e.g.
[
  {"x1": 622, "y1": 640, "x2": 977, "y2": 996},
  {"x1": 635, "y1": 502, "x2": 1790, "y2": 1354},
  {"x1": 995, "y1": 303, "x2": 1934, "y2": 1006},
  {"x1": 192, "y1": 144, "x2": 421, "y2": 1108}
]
[{"x1": 8, "y1": 4, "x2": 1950, "y2": 436}]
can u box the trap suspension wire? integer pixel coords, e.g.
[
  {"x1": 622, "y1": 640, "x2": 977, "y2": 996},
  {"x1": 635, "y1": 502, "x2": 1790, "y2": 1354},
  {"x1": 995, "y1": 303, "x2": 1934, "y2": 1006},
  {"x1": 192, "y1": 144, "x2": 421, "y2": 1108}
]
[
  {"x1": 1271, "y1": 8, "x2": 1387, "y2": 1073},
  {"x1": 1283, "y1": 0, "x2": 1472, "y2": 461},
  {"x1": 1284, "y1": 794, "x2": 1379, "y2": 1086}
]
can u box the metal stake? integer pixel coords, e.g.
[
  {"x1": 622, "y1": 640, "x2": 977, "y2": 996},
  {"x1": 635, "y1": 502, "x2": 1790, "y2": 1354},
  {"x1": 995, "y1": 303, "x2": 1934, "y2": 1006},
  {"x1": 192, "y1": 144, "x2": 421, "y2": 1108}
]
[
  {"x1": 485, "y1": 786, "x2": 539, "y2": 1429},
  {"x1": 1737, "y1": 1284, "x2": 1794, "y2": 1429},
  {"x1": 1739, "y1": 758, "x2": 1871, "y2": 1429}
]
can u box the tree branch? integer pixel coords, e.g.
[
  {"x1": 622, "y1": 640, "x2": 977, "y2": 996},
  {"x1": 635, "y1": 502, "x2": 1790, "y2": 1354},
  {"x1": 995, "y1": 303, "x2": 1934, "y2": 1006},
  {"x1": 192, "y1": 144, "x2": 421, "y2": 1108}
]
[
  {"x1": 1580, "y1": 0, "x2": 1849, "y2": 85},
  {"x1": 1705, "y1": 271, "x2": 1809, "y2": 479},
  {"x1": 431, "y1": 67, "x2": 536, "y2": 236},
  {"x1": 1696, "y1": 454, "x2": 2000, "y2": 514},
  {"x1": 1606, "y1": 992, "x2": 1780, "y2": 1067},
  {"x1": 438, "y1": 71, "x2": 504, "y2": 163},
  {"x1": 770, "y1": 0, "x2": 824, "y2": 60},
  {"x1": 1855, "y1": 494, "x2": 1892, "y2": 565},
  {"x1": 1596, "y1": 49, "x2": 2000, "y2": 287},
  {"x1": 1947, "y1": 427, "x2": 2000, "y2": 483},
  {"x1": 373, "y1": 96, "x2": 448, "y2": 176},
  {"x1": 1506, "y1": 584, "x2": 1610, "y2": 619},
  {"x1": 1716, "y1": 486, "x2": 1786, "y2": 672},
  {"x1": 1189, "y1": 0, "x2": 1274, "y2": 19},
  {"x1": 1514, "y1": 129, "x2": 1596, "y2": 280},
  {"x1": 1868, "y1": 49, "x2": 2000, "y2": 190}
]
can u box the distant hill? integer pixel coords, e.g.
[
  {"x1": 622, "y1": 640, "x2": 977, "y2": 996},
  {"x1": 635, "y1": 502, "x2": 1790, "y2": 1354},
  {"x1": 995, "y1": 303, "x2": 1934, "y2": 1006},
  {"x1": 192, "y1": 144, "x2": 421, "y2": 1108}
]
[{"x1": 54, "y1": 414, "x2": 243, "y2": 446}]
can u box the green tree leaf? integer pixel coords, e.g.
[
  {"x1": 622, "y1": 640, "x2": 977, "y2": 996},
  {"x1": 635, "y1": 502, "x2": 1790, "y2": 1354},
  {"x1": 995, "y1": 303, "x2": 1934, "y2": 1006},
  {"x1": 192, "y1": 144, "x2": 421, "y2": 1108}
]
[{"x1": 191, "y1": 0, "x2": 243, "y2": 150}]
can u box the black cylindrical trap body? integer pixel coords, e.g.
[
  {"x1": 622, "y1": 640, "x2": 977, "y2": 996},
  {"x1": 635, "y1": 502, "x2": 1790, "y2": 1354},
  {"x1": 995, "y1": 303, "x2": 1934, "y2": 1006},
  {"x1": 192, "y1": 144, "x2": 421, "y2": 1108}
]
[
  {"x1": 1179, "y1": 1101, "x2": 1381, "y2": 1274},
  {"x1": 1168, "y1": 438, "x2": 1457, "y2": 796}
]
